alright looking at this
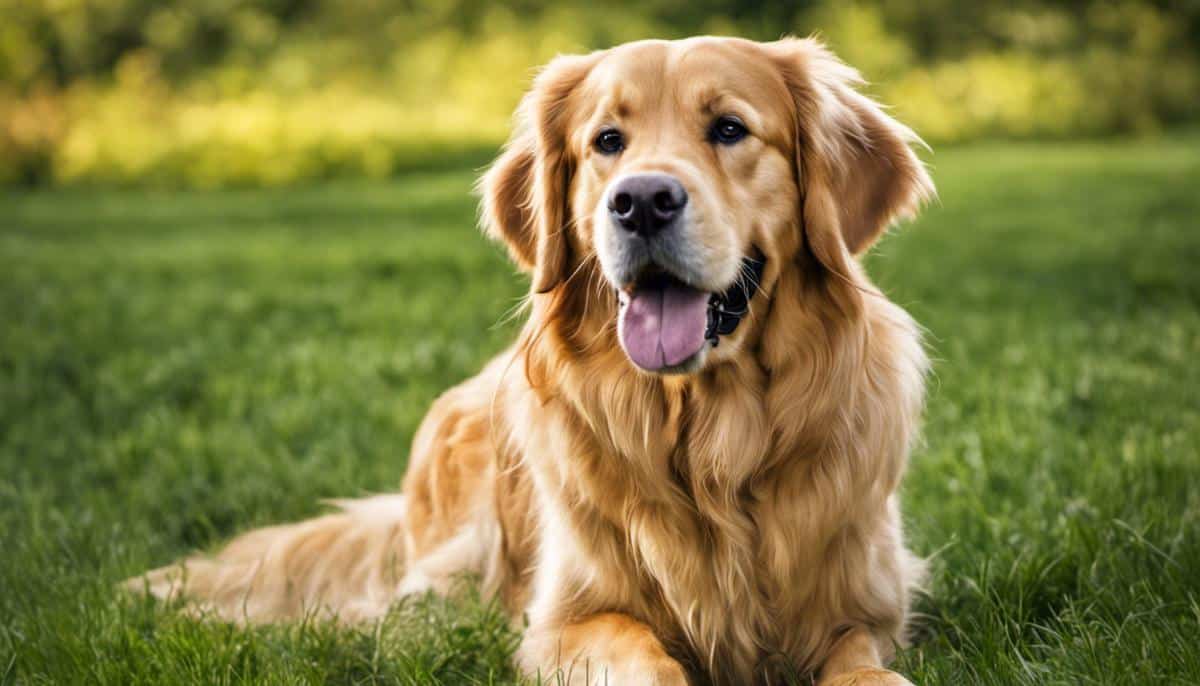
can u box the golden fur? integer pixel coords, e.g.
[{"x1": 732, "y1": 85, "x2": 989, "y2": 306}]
[{"x1": 131, "y1": 37, "x2": 935, "y2": 685}]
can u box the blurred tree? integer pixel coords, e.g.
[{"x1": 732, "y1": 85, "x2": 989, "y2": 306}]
[{"x1": 1, "y1": 0, "x2": 1197, "y2": 186}]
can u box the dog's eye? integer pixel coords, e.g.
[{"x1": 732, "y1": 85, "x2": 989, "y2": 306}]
[
  {"x1": 710, "y1": 116, "x2": 748, "y2": 145},
  {"x1": 594, "y1": 128, "x2": 625, "y2": 155}
]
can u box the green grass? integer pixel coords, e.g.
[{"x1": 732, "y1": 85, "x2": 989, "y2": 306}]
[{"x1": 2, "y1": 135, "x2": 1198, "y2": 685}]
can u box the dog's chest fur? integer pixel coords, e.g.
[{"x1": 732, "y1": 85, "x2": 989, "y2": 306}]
[
  {"x1": 512, "y1": 294, "x2": 925, "y2": 683},
  {"x1": 522, "y1": 365, "x2": 896, "y2": 682},
  {"x1": 625, "y1": 439, "x2": 865, "y2": 681}
]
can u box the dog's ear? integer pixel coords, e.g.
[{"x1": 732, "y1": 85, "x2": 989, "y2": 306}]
[
  {"x1": 767, "y1": 38, "x2": 933, "y2": 272},
  {"x1": 479, "y1": 128, "x2": 538, "y2": 272},
  {"x1": 479, "y1": 53, "x2": 601, "y2": 294}
]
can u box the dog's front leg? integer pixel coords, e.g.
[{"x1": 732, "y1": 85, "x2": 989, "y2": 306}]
[
  {"x1": 519, "y1": 612, "x2": 689, "y2": 686},
  {"x1": 816, "y1": 627, "x2": 913, "y2": 686}
]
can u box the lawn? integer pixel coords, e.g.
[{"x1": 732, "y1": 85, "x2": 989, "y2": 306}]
[{"x1": 1, "y1": 135, "x2": 1198, "y2": 685}]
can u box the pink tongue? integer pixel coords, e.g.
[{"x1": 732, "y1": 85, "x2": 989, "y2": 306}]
[{"x1": 620, "y1": 281, "x2": 711, "y2": 371}]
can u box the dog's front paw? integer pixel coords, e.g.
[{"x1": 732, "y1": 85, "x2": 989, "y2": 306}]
[
  {"x1": 819, "y1": 667, "x2": 914, "y2": 686},
  {"x1": 608, "y1": 658, "x2": 687, "y2": 686},
  {"x1": 520, "y1": 612, "x2": 690, "y2": 686},
  {"x1": 568, "y1": 655, "x2": 689, "y2": 686}
]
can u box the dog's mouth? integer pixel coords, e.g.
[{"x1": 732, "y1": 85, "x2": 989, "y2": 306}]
[
  {"x1": 616, "y1": 255, "x2": 766, "y2": 373},
  {"x1": 617, "y1": 268, "x2": 712, "y2": 372}
]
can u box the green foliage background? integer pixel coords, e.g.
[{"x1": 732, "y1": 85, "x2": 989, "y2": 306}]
[{"x1": 2, "y1": 1, "x2": 1199, "y2": 186}]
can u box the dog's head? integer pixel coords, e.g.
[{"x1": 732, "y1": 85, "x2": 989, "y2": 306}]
[{"x1": 481, "y1": 37, "x2": 932, "y2": 375}]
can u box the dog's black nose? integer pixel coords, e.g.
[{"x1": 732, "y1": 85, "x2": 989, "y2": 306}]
[{"x1": 608, "y1": 173, "x2": 688, "y2": 237}]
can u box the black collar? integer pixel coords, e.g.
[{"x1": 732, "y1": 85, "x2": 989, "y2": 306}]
[{"x1": 705, "y1": 255, "x2": 766, "y2": 346}]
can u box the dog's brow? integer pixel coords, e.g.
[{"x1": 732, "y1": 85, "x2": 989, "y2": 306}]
[
  {"x1": 702, "y1": 94, "x2": 759, "y2": 127},
  {"x1": 593, "y1": 93, "x2": 633, "y2": 120}
]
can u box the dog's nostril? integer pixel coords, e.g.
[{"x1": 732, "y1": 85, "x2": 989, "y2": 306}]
[
  {"x1": 653, "y1": 191, "x2": 675, "y2": 213},
  {"x1": 611, "y1": 192, "x2": 633, "y2": 215}
]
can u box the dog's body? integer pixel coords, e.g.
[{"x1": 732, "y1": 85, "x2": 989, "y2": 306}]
[{"x1": 135, "y1": 37, "x2": 934, "y2": 685}]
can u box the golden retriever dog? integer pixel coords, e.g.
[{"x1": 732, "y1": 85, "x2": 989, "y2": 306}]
[{"x1": 131, "y1": 36, "x2": 935, "y2": 685}]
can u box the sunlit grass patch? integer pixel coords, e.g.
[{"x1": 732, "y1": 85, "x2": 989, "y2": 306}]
[{"x1": 2, "y1": 135, "x2": 1198, "y2": 684}]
